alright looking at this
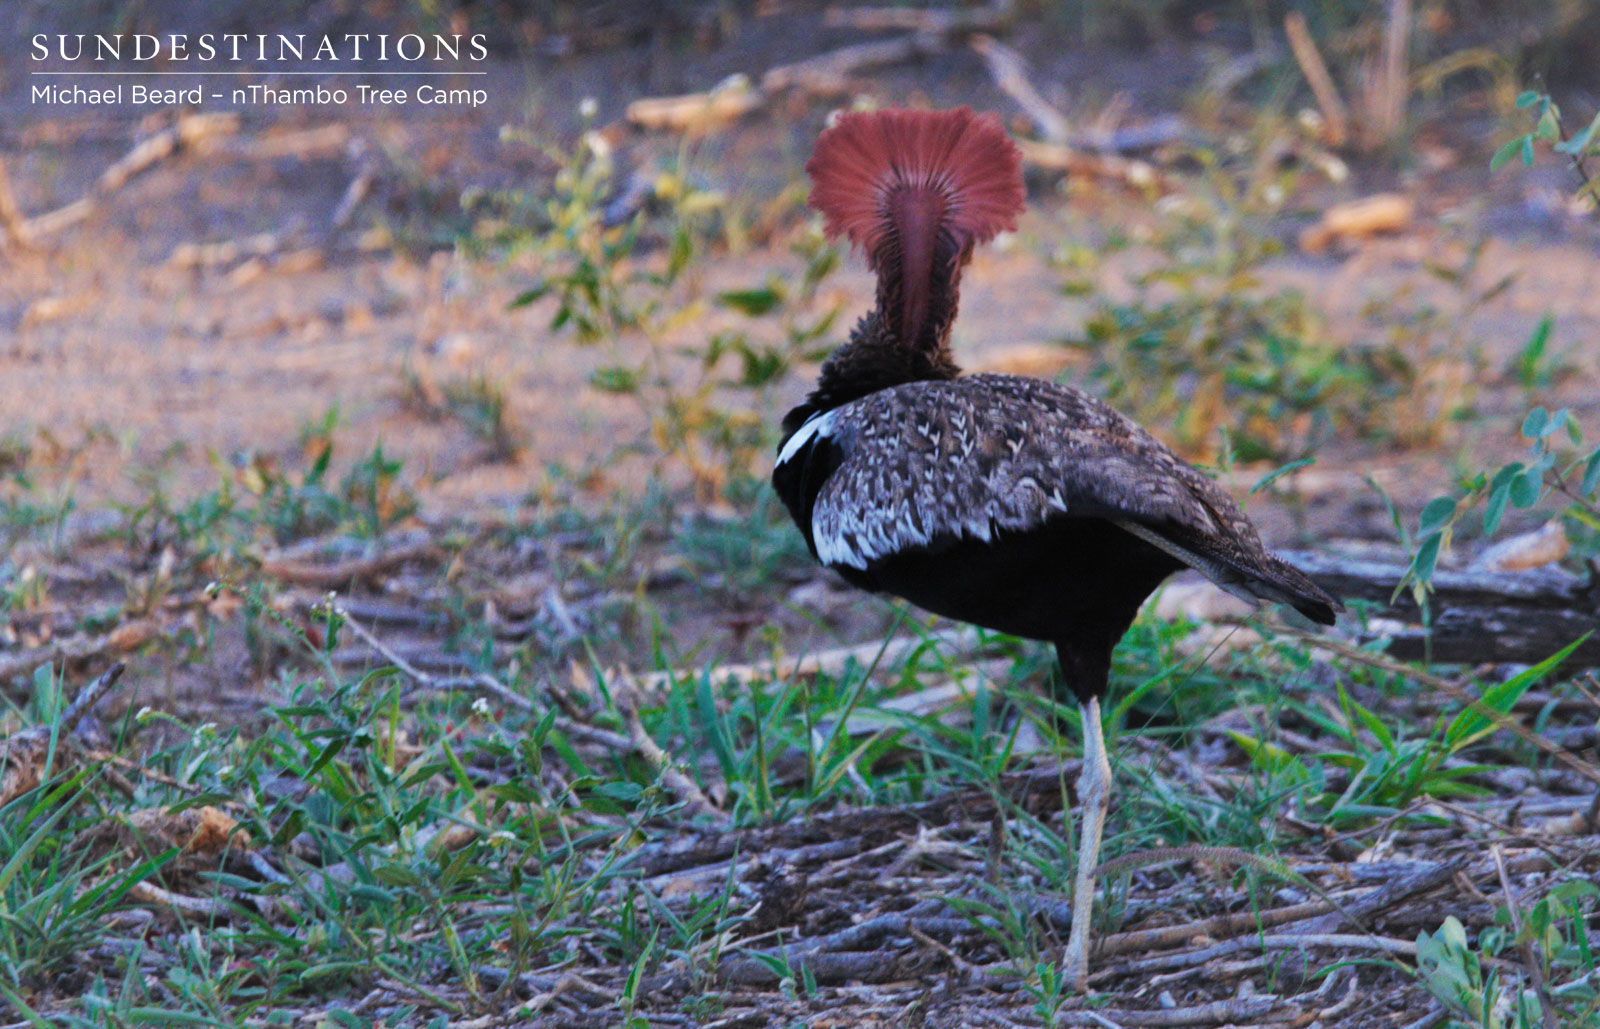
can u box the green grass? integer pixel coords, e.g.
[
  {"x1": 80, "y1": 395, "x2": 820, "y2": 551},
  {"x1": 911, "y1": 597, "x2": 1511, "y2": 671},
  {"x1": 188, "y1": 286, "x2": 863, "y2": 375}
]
[
  {"x1": 1, "y1": 459, "x2": 1597, "y2": 1024},
  {"x1": 4, "y1": 71, "x2": 1600, "y2": 1025}
]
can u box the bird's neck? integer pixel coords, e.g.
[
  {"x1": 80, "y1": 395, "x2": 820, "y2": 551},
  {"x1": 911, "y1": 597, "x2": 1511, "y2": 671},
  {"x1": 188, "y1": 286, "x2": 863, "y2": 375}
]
[{"x1": 787, "y1": 308, "x2": 961, "y2": 433}]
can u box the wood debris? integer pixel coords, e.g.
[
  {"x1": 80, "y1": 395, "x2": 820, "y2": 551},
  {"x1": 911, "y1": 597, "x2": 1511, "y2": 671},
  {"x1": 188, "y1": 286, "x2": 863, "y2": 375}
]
[
  {"x1": 1284, "y1": 12, "x2": 1350, "y2": 147},
  {"x1": 7, "y1": 112, "x2": 240, "y2": 243},
  {"x1": 625, "y1": 3, "x2": 1015, "y2": 135},
  {"x1": 1299, "y1": 192, "x2": 1414, "y2": 252},
  {"x1": 0, "y1": 663, "x2": 125, "y2": 805},
  {"x1": 625, "y1": 75, "x2": 765, "y2": 135},
  {"x1": 970, "y1": 34, "x2": 1072, "y2": 144},
  {"x1": 1283, "y1": 549, "x2": 1600, "y2": 667},
  {"x1": 1468, "y1": 520, "x2": 1570, "y2": 573}
]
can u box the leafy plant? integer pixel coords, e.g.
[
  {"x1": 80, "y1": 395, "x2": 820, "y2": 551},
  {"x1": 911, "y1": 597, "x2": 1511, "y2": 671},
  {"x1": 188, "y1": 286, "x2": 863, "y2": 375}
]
[
  {"x1": 503, "y1": 115, "x2": 840, "y2": 499},
  {"x1": 1493, "y1": 90, "x2": 1599, "y2": 208},
  {"x1": 1401, "y1": 405, "x2": 1600, "y2": 600},
  {"x1": 1060, "y1": 146, "x2": 1377, "y2": 463}
]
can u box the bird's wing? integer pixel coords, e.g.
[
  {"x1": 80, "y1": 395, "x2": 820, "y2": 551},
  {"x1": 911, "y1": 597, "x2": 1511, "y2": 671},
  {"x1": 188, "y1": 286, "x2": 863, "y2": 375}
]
[{"x1": 803, "y1": 374, "x2": 1339, "y2": 623}]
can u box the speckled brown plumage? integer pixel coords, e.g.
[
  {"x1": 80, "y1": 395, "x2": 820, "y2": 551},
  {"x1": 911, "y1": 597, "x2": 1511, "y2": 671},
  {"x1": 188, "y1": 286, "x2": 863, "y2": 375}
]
[
  {"x1": 779, "y1": 105, "x2": 1341, "y2": 986},
  {"x1": 774, "y1": 106, "x2": 1339, "y2": 703}
]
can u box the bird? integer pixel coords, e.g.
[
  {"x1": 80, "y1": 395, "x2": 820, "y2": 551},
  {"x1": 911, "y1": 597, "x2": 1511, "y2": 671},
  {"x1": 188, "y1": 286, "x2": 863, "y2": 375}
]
[{"x1": 771, "y1": 106, "x2": 1341, "y2": 989}]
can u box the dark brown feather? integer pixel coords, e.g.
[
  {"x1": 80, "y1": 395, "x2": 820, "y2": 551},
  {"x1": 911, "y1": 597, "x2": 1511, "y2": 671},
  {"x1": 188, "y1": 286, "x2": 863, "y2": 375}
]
[{"x1": 776, "y1": 105, "x2": 1341, "y2": 701}]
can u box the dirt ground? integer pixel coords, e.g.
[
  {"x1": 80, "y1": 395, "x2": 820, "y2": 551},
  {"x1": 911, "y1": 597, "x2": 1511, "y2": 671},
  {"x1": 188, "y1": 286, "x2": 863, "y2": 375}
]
[
  {"x1": 4, "y1": 9, "x2": 1600, "y2": 1027},
  {"x1": 4, "y1": 16, "x2": 1600, "y2": 532}
]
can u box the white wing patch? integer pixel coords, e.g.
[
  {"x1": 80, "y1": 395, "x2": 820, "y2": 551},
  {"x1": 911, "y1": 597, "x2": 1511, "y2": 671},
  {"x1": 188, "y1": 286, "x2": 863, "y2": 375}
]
[
  {"x1": 814, "y1": 484, "x2": 1028, "y2": 570},
  {"x1": 776, "y1": 409, "x2": 836, "y2": 470}
]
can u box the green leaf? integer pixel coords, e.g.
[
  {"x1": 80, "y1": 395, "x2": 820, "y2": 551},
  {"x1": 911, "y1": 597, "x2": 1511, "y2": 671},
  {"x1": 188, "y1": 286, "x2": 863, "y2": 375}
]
[
  {"x1": 716, "y1": 286, "x2": 783, "y2": 317},
  {"x1": 1445, "y1": 636, "x2": 1588, "y2": 751},
  {"x1": 595, "y1": 780, "x2": 644, "y2": 802},
  {"x1": 1522, "y1": 135, "x2": 1535, "y2": 166},
  {"x1": 1228, "y1": 731, "x2": 1297, "y2": 774},
  {"x1": 1483, "y1": 485, "x2": 1511, "y2": 535},
  {"x1": 1490, "y1": 137, "x2": 1525, "y2": 172},
  {"x1": 1535, "y1": 109, "x2": 1561, "y2": 142},
  {"x1": 1509, "y1": 466, "x2": 1543, "y2": 507},
  {"x1": 1554, "y1": 111, "x2": 1600, "y2": 154},
  {"x1": 1515, "y1": 90, "x2": 1541, "y2": 109},
  {"x1": 509, "y1": 283, "x2": 551, "y2": 308},
  {"x1": 1521, "y1": 407, "x2": 1548, "y2": 439},
  {"x1": 348, "y1": 883, "x2": 398, "y2": 905},
  {"x1": 589, "y1": 366, "x2": 639, "y2": 393},
  {"x1": 1418, "y1": 496, "x2": 1457, "y2": 536},
  {"x1": 1410, "y1": 532, "x2": 1443, "y2": 586},
  {"x1": 1581, "y1": 447, "x2": 1600, "y2": 497},
  {"x1": 1249, "y1": 456, "x2": 1315, "y2": 494}
]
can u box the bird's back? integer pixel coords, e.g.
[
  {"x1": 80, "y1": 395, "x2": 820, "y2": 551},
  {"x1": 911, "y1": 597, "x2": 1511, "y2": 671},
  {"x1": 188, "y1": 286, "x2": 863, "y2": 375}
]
[{"x1": 775, "y1": 373, "x2": 1339, "y2": 631}]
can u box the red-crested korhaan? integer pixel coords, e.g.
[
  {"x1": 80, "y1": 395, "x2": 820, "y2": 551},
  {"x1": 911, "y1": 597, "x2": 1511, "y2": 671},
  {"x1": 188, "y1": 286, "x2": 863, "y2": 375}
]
[{"x1": 772, "y1": 107, "x2": 1341, "y2": 988}]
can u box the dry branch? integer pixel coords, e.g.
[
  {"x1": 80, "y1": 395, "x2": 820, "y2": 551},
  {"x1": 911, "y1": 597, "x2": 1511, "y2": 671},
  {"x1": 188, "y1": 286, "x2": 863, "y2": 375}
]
[
  {"x1": 624, "y1": 77, "x2": 766, "y2": 135},
  {"x1": 1298, "y1": 193, "x2": 1414, "y2": 252},
  {"x1": 168, "y1": 232, "x2": 281, "y2": 270},
  {"x1": 0, "y1": 156, "x2": 35, "y2": 251},
  {"x1": 1284, "y1": 12, "x2": 1350, "y2": 147},
  {"x1": 1365, "y1": 0, "x2": 1413, "y2": 150},
  {"x1": 1015, "y1": 138, "x2": 1166, "y2": 191},
  {"x1": 204, "y1": 123, "x2": 351, "y2": 161},
  {"x1": 822, "y1": 1, "x2": 1014, "y2": 35},
  {"x1": 260, "y1": 540, "x2": 441, "y2": 588},
  {"x1": 128, "y1": 880, "x2": 235, "y2": 919},
  {"x1": 17, "y1": 112, "x2": 240, "y2": 242},
  {"x1": 336, "y1": 604, "x2": 726, "y2": 821},
  {"x1": 1093, "y1": 931, "x2": 1420, "y2": 981},
  {"x1": 331, "y1": 168, "x2": 377, "y2": 231},
  {"x1": 627, "y1": 4, "x2": 1012, "y2": 135},
  {"x1": 638, "y1": 627, "x2": 983, "y2": 698},
  {"x1": 760, "y1": 35, "x2": 937, "y2": 96},
  {"x1": 1283, "y1": 550, "x2": 1600, "y2": 668},
  {"x1": 612, "y1": 673, "x2": 726, "y2": 822},
  {"x1": 970, "y1": 35, "x2": 1071, "y2": 143},
  {"x1": 1, "y1": 663, "x2": 125, "y2": 804}
]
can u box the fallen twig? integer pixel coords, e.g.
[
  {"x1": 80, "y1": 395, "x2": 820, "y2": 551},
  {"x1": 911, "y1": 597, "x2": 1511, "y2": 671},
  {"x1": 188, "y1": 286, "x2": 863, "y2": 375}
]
[
  {"x1": 260, "y1": 540, "x2": 440, "y2": 588},
  {"x1": 638, "y1": 626, "x2": 983, "y2": 697},
  {"x1": 1093, "y1": 931, "x2": 1419, "y2": 981},
  {"x1": 822, "y1": 1, "x2": 1014, "y2": 35},
  {"x1": 613, "y1": 672, "x2": 726, "y2": 822},
  {"x1": 1, "y1": 663, "x2": 126, "y2": 804},
  {"x1": 18, "y1": 113, "x2": 239, "y2": 241},
  {"x1": 1495, "y1": 845, "x2": 1561, "y2": 1026},
  {"x1": 970, "y1": 34, "x2": 1071, "y2": 143},
  {"x1": 338, "y1": 603, "x2": 724, "y2": 821},
  {"x1": 1014, "y1": 137, "x2": 1166, "y2": 191},
  {"x1": 1282, "y1": 549, "x2": 1600, "y2": 668},
  {"x1": 128, "y1": 880, "x2": 234, "y2": 919},
  {"x1": 0, "y1": 156, "x2": 35, "y2": 251},
  {"x1": 1284, "y1": 12, "x2": 1350, "y2": 147},
  {"x1": 628, "y1": 3, "x2": 1013, "y2": 135}
]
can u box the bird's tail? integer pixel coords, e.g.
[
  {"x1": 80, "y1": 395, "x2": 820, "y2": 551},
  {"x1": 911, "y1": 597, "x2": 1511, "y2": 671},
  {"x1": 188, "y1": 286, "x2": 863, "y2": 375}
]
[
  {"x1": 1115, "y1": 519, "x2": 1342, "y2": 625},
  {"x1": 805, "y1": 107, "x2": 1025, "y2": 346}
]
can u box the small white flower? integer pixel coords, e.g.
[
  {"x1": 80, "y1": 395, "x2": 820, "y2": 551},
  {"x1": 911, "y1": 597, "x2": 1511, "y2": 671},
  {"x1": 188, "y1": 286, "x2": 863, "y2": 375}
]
[
  {"x1": 579, "y1": 97, "x2": 598, "y2": 120},
  {"x1": 136, "y1": 706, "x2": 154, "y2": 723},
  {"x1": 472, "y1": 696, "x2": 491, "y2": 716}
]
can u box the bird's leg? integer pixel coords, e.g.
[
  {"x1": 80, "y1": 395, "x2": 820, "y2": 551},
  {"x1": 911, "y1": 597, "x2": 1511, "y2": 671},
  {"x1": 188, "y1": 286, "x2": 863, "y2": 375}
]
[{"x1": 1062, "y1": 695, "x2": 1110, "y2": 991}]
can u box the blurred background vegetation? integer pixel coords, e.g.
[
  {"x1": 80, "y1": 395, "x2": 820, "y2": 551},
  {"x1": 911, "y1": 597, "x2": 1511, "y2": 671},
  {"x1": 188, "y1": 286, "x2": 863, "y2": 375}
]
[{"x1": 3, "y1": 2, "x2": 1600, "y2": 1025}]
